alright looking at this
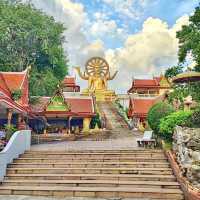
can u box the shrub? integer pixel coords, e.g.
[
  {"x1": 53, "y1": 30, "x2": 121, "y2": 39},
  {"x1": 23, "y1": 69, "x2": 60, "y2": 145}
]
[
  {"x1": 186, "y1": 106, "x2": 200, "y2": 128},
  {"x1": 159, "y1": 110, "x2": 193, "y2": 141},
  {"x1": 90, "y1": 113, "x2": 101, "y2": 129},
  {"x1": 5, "y1": 124, "x2": 17, "y2": 141},
  {"x1": 147, "y1": 102, "x2": 174, "y2": 134}
]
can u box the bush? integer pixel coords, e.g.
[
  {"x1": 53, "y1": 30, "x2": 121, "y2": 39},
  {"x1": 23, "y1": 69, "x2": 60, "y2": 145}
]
[
  {"x1": 147, "y1": 102, "x2": 174, "y2": 134},
  {"x1": 186, "y1": 106, "x2": 200, "y2": 128},
  {"x1": 90, "y1": 113, "x2": 101, "y2": 129},
  {"x1": 5, "y1": 124, "x2": 17, "y2": 141},
  {"x1": 159, "y1": 110, "x2": 193, "y2": 141}
]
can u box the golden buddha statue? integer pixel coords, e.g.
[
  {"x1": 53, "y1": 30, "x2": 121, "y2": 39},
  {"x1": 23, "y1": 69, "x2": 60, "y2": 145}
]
[{"x1": 75, "y1": 57, "x2": 118, "y2": 101}]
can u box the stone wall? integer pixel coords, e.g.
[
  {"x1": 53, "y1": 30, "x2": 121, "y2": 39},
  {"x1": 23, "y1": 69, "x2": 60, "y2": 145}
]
[{"x1": 173, "y1": 126, "x2": 200, "y2": 188}]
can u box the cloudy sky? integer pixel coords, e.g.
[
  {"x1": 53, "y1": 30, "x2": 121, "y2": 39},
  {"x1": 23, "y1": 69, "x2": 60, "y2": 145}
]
[{"x1": 30, "y1": 0, "x2": 199, "y2": 93}]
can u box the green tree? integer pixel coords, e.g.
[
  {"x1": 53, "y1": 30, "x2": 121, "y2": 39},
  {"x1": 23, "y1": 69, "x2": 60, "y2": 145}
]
[
  {"x1": 177, "y1": 5, "x2": 200, "y2": 70},
  {"x1": 164, "y1": 65, "x2": 183, "y2": 79},
  {"x1": 0, "y1": 0, "x2": 68, "y2": 96},
  {"x1": 147, "y1": 102, "x2": 174, "y2": 134}
]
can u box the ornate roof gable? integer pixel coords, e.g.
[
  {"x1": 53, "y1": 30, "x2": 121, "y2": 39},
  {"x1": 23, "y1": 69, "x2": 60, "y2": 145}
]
[{"x1": 45, "y1": 89, "x2": 71, "y2": 112}]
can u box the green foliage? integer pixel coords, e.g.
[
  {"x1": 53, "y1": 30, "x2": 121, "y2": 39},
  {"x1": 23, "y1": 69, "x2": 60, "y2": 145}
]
[
  {"x1": 164, "y1": 65, "x2": 183, "y2": 79},
  {"x1": 168, "y1": 82, "x2": 200, "y2": 103},
  {"x1": 185, "y1": 106, "x2": 200, "y2": 128},
  {"x1": 90, "y1": 113, "x2": 101, "y2": 129},
  {"x1": 159, "y1": 110, "x2": 193, "y2": 141},
  {"x1": 177, "y1": 6, "x2": 200, "y2": 70},
  {"x1": 4, "y1": 124, "x2": 17, "y2": 141},
  {"x1": 147, "y1": 102, "x2": 174, "y2": 134},
  {"x1": 167, "y1": 84, "x2": 189, "y2": 104},
  {"x1": 0, "y1": 0, "x2": 68, "y2": 96},
  {"x1": 29, "y1": 96, "x2": 40, "y2": 105},
  {"x1": 11, "y1": 89, "x2": 22, "y2": 101}
]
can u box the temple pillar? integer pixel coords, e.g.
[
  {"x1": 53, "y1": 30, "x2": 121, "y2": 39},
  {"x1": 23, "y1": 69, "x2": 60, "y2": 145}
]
[
  {"x1": 68, "y1": 117, "x2": 72, "y2": 134},
  {"x1": 83, "y1": 118, "x2": 91, "y2": 133},
  {"x1": 7, "y1": 108, "x2": 13, "y2": 126}
]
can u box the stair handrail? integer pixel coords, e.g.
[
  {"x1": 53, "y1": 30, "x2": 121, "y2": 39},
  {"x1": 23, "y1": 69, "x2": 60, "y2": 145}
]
[{"x1": 0, "y1": 130, "x2": 31, "y2": 181}]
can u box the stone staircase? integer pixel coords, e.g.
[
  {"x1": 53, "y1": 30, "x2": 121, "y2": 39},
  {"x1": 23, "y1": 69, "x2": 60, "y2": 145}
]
[
  {"x1": 97, "y1": 102, "x2": 129, "y2": 130},
  {"x1": 0, "y1": 150, "x2": 184, "y2": 199}
]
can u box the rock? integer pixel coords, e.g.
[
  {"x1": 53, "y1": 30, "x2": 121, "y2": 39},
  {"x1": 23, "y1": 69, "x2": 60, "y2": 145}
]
[{"x1": 173, "y1": 126, "x2": 200, "y2": 188}]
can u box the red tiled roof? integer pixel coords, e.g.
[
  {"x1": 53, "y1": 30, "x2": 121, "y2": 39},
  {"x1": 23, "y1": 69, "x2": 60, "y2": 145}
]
[
  {"x1": 128, "y1": 98, "x2": 157, "y2": 118},
  {"x1": 0, "y1": 74, "x2": 11, "y2": 97},
  {"x1": 0, "y1": 70, "x2": 29, "y2": 107},
  {"x1": 133, "y1": 79, "x2": 159, "y2": 87},
  {"x1": 0, "y1": 71, "x2": 26, "y2": 91},
  {"x1": 0, "y1": 96, "x2": 28, "y2": 114},
  {"x1": 30, "y1": 97, "x2": 50, "y2": 113},
  {"x1": 31, "y1": 96, "x2": 95, "y2": 117},
  {"x1": 154, "y1": 76, "x2": 162, "y2": 83},
  {"x1": 127, "y1": 76, "x2": 170, "y2": 93},
  {"x1": 67, "y1": 98, "x2": 94, "y2": 114},
  {"x1": 63, "y1": 77, "x2": 76, "y2": 86}
]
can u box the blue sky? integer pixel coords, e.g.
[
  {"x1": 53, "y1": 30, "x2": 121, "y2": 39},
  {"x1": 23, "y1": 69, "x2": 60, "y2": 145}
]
[
  {"x1": 74, "y1": 0, "x2": 199, "y2": 49},
  {"x1": 32, "y1": 0, "x2": 199, "y2": 93}
]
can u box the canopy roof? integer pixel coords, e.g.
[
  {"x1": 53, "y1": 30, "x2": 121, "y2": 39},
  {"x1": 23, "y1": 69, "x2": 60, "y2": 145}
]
[{"x1": 172, "y1": 71, "x2": 200, "y2": 83}]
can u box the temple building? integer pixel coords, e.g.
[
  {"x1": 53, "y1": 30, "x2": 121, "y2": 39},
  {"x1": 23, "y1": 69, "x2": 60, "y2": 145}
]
[
  {"x1": 128, "y1": 75, "x2": 170, "y2": 96},
  {"x1": 127, "y1": 75, "x2": 171, "y2": 129},
  {"x1": 128, "y1": 97, "x2": 158, "y2": 129},
  {"x1": 30, "y1": 76, "x2": 96, "y2": 135},
  {"x1": 62, "y1": 76, "x2": 80, "y2": 92},
  {"x1": 0, "y1": 68, "x2": 96, "y2": 136},
  {"x1": 0, "y1": 68, "x2": 32, "y2": 129}
]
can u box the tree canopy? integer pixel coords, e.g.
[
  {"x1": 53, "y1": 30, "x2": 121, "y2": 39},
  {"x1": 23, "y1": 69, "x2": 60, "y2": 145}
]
[
  {"x1": 164, "y1": 65, "x2": 183, "y2": 79},
  {"x1": 177, "y1": 5, "x2": 200, "y2": 71},
  {"x1": 0, "y1": 0, "x2": 68, "y2": 96}
]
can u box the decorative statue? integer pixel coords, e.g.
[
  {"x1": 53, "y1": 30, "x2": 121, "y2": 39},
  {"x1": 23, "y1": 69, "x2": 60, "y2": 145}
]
[
  {"x1": 74, "y1": 57, "x2": 118, "y2": 92},
  {"x1": 184, "y1": 95, "x2": 193, "y2": 111}
]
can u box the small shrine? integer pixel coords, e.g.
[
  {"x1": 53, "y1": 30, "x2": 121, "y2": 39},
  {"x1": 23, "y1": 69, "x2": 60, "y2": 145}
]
[{"x1": 75, "y1": 57, "x2": 118, "y2": 101}]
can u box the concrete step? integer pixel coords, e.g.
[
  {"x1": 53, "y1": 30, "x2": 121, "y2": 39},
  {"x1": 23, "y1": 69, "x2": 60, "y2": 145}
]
[
  {"x1": 9, "y1": 162, "x2": 170, "y2": 168},
  {"x1": 7, "y1": 167, "x2": 173, "y2": 175},
  {"x1": 20, "y1": 154, "x2": 166, "y2": 159},
  {"x1": 0, "y1": 185, "x2": 184, "y2": 199},
  {"x1": 3, "y1": 179, "x2": 180, "y2": 189},
  {"x1": 26, "y1": 150, "x2": 164, "y2": 153},
  {"x1": 5, "y1": 173, "x2": 177, "y2": 181},
  {"x1": 16, "y1": 157, "x2": 167, "y2": 162},
  {"x1": 0, "y1": 149, "x2": 183, "y2": 199}
]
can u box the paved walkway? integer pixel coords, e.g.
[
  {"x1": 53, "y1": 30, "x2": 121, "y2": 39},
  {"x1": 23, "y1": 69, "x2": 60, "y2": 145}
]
[{"x1": 31, "y1": 132, "x2": 141, "y2": 151}]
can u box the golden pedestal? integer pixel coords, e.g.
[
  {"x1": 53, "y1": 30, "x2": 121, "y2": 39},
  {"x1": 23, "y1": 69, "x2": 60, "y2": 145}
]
[{"x1": 82, "y1": 89, "x2": 116, "y2": 102}]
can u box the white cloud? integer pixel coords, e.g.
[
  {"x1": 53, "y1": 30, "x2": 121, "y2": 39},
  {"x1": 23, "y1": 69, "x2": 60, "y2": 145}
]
[
  {"x1": 29, "y1": 0, "x2": 190, "y2": 93},
  {"x1": 30, "y1": 0, "x2": 104, "y2": 70},
  {"x1": 105, "y1": 15, "x2": 190, "y2": 92},
  {"x1": 102, "y1": 0, "x2": 151, "y2": 19},
  {"x1": 89, "y1": 18, "x2": 127, "y2": 42}
]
